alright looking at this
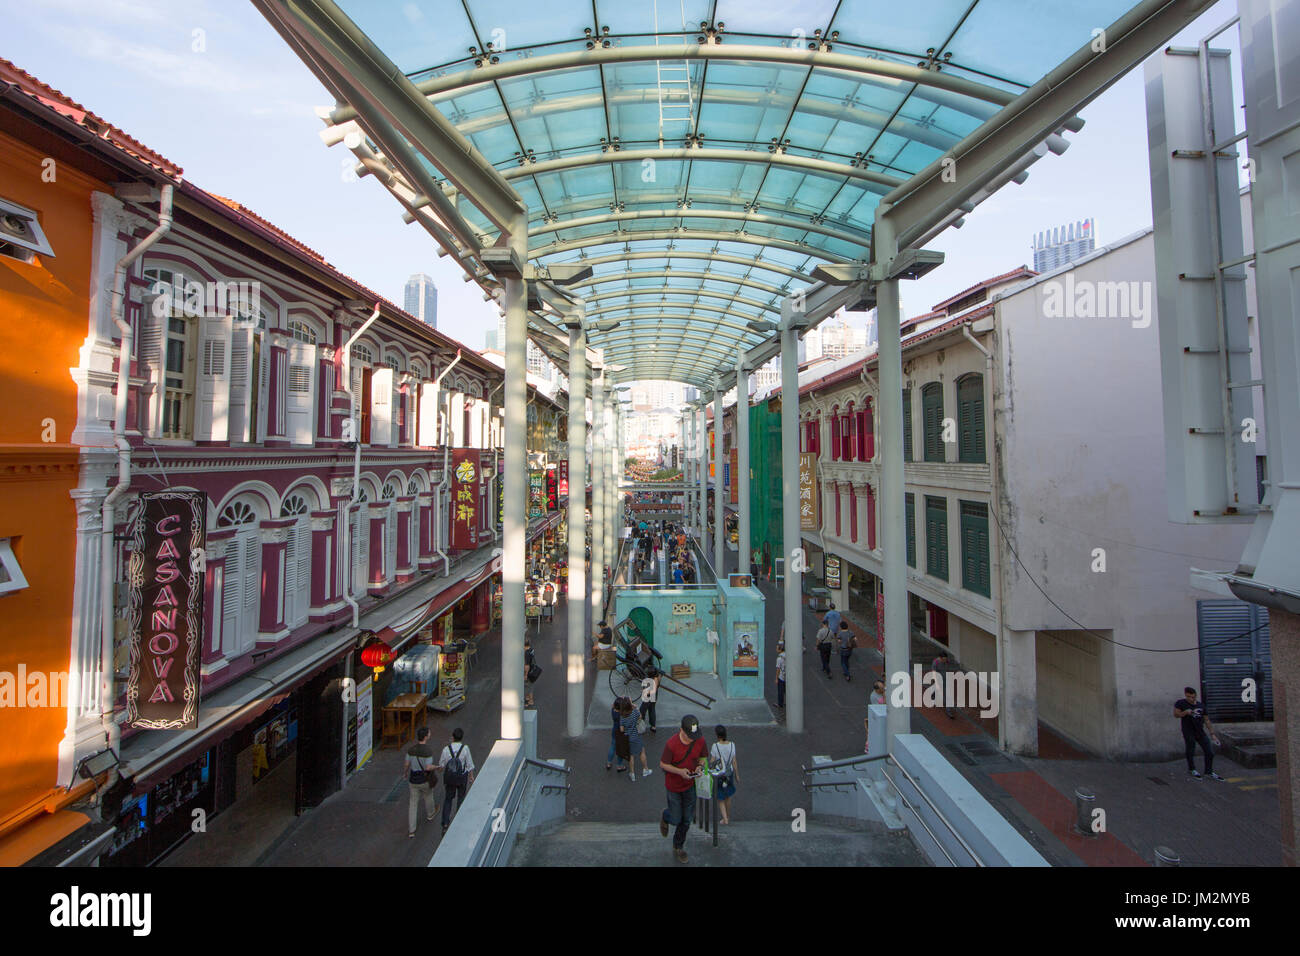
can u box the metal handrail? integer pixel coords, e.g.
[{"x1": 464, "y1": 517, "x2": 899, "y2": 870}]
[
  {"x1": 801, "y1": 753, "x2": 888, "y2": 774},
  {"x1": 524, "y1": 759, "x2": 571, "y2": 775},
  {"x1": 882, "y1": 757, "x2": 985, "y2": 867},
  {"x1": 539, "y1": 784, "x2": 571, "y2": 794},
  {"x1": 881, "y1": 766, "x2": 960, "y2": 867},
  {"x1": 802, "y1": 780, "x2": 861, "y2": 791}
]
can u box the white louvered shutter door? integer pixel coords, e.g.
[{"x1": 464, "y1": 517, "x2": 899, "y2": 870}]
[
  {"x1": 138, "y1": 301, "x2": 167, "y2": 435},
  {"x1": 194, "y1": 314, "x2": 233, "y2": 441},
  {"x1": 352, "y1": 508, "x2": 369, "y2": 595},
  {"x1": 385, "y1": 504, "x2": 397, "y2": 583},
  {"x1": 227, "y1": 324, "x2": 253, "y2": 442},
  {"x1": 286, "y1": 342, "x2": 316, "y2": 445},
  {"x1": 222, "y1": 538, "x2": 242, "y2": 657},
  {"x1": 256, "y1": 333, "x2": 271, "y2": 442},
  {"x1": 241, "y1": 532, "x2": 260, "y2": 652},
  {"x1": 297, "y1": 520, "x2": 312, "y2": 623},
  {"x1": 371, "y1": 368, "x2": 393, "y2": 447}
]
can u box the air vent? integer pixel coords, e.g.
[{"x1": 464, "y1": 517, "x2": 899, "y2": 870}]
[{"x1": 0, "y1": 197, "x2": 56, "y2": 263}]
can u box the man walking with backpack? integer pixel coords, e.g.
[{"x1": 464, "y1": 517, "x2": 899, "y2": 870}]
[
  {"x1": 815, "y1": 620, "x2": 833, "y2": 678},
  {"x1": 439, "y1": 728, "x2": 476, "y2": 835},
  {"x1": 403, "y1": 727, "x2": 438, "y2": 839}
]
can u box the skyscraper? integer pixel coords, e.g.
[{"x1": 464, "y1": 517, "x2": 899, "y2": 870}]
[
  {"x1": 403, "y1": 273, "x2": 438, "y2": 327},
  {"x1": 1032, "y1": 218, "x2": 1095, "y2": 273}
]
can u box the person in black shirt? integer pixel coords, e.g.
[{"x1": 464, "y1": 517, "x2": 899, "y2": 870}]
[{"x1": 1174, "y1": 686, "x2": 1222, "y2": 780}]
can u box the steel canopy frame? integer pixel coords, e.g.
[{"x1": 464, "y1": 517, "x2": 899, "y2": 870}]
[
  {"x1": 530, "y1": 231, "x2": 853, "y2": 264},
  {"x1": 529, "y1": 208, "x2": 874, "y2": 248}
]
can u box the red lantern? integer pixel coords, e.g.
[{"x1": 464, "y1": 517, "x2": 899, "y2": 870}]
[{"x1": 360, "y1": 637, "x2": 394, "y2": 673}]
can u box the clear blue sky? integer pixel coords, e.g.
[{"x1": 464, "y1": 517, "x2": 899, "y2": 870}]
[{"x1": 5, "y1": 0, "x2": 1240, "y2": 357}]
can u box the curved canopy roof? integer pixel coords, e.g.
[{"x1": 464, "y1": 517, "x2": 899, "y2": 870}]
[{"x1": 257, "y1": 0, "x2": 1196, "y2": 388}]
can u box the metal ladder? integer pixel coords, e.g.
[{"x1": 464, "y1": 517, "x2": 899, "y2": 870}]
[{"x1": 654, "y1": 0, "x2": 695, "y2": 148}]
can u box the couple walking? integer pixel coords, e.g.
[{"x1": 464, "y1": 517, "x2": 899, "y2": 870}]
[{"x1": 607, "y1": 696, "x2": 653, "y2": 779}]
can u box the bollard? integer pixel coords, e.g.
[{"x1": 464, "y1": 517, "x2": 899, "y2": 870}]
[
  {"x1": 1073, "y1": 786, "x2": 1097, "y2": 837},
  {"x1": 1154, "y1": 845, "x2": 1180, "y2": 867}
]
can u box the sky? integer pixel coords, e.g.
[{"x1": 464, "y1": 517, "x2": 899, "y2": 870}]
[{"x1": 3, "y1": 0, "x2": 1243, "y2": 367}]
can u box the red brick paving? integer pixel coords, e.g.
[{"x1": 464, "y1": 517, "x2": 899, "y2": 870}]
[{"x1": 989, "y1": 771, "x2": 1148, "y2": 866}]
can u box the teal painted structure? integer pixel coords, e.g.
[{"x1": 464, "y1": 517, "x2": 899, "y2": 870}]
[{"x1": 612, "y1": 580, "x2": 765, "y2": 699}]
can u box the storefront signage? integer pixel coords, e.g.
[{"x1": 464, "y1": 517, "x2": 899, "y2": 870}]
[
  {"x1": 826, "y1": 555, "x2": 841, "y2": 590},
  {"x1": 451, "y1": 449, "x2": 480, "y2": 549},
  {"x1": 126, "y1": 491, "x2": 207, "y2": 730},
  {"x1": 545, "y1": 467, "x2": 558, "y2": 511},
  {"x1": 439, "y1": 647, "x2": 466, "y2": 699},
  {"x1": 798, "y1": 452, "x2": 820, "y2": 532},
  {"x1": 354, "y1": 677, "x2": 373, "y2": 771},
  {"x1": 529, "y1": 470, "x2": 544, "y2": 519},
  {"x1": 557, "y1": 460, "x2": 569, "y2": 500}
]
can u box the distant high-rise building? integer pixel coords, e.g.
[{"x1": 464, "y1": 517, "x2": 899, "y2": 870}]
[
  {"x1": 1032, "y1": 218, "x2": 1095, "y2": 273},
  {"x1": 404, "y1": 273, "x2": 438, "y2": 327}
]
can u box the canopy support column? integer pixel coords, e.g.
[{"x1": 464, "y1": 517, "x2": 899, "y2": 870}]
[
  {"x1": 713, "y1": 385, "x2": 725, "y2": 576},
  {"x1": 566, "y1": 320, "x2": 587, "y2": 738},
  {"x1": 501, "y1": 221, "x2": 528, "y2": 741},
  {"x1": 590, "y1": 359, "x2": 606, "y2": 637},
  {"x1": 780, "y1": 326, "x2": 803, "y2": 733},
  {"x1": 737, "y1": 353, "x2": 751, "y2": 577}
]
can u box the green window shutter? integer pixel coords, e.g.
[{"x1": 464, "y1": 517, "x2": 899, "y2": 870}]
[
  {"x1": 905, "y1": 493, "x2": 915, "y2": 568},
  {"x1": 959, "y1": 500, "x2": 990, "y2": 597},
  {"x1": 957, "y1": 375, "x2": 985, "y2": 463},
  {"x1": 901, "y1": 389, "x2": 912, "y2": 462},
  {"x1": 925, "y1": 495, "x2": 948, "y2": 580},
  {"x1": 922, "y1": 383, "x2": 944, "y2": 462}
]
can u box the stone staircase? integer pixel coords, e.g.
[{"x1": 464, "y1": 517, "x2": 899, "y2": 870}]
[
  {"x1": 1216, "y1": 722, "x2": 1276, "y2": 769},
  {"x1": 508, "y1": 819, "x2": 925, "y2": 867}
]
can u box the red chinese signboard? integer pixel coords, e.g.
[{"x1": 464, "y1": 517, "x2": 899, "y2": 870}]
[
  {"x1": 557, "y1": 460, "x2": 569, "y2": 500},
  {"x1": 729, "y1": 446, "x2": 738, "y2": 504},
  {"x1": 545, "y1": 467, "x2": 558, "y2": 511},
  {"x1": 126, "y1": 491, "x2": 207, "y2": 729},
  {"x1": 451, "y1": 449, "x2": 481, "y2": 549}
]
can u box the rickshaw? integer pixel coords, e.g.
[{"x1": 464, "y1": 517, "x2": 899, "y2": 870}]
[{"x1": 606, "y1": 619, "x2": 716, "y2": 711}]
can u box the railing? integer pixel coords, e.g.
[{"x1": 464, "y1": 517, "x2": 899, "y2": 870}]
[{"x1": 801, "y1": 751, "x2": 986, "y2": 867}]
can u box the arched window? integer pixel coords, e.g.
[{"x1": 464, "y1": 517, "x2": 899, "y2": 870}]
[
  {"x1": 830, "y1": 406, "x2": 841, "y2": 461},
  {"x1": 956, "y1": 373, "x2": 985, "y2": 463},
  {"x1": 858, "y1": 399, "x2": 874, "y2": 462},
  {"x1": 288, "y1": 320, "x2": 317, "y2": 344},
  {"x1": 842, "y1": 402, "x2": 855, "y2": 461},
  {"x1": 280, "y1": 494, "x2": 312, "y2": 629},
  {"x1": 217, "y1": 497, "x2": 262, "y2": 657}
]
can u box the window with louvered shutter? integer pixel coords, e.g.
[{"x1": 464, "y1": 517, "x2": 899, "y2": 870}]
[
  {"x1": 849, "y1": 487, "x2": 858, "y2": 543},
  {"x1": 957, "y1": 374, "x2": 986, "y2": 463},
  {"x1": 858, "y1": 405, "x2": 873, "y2": 461},
  {"x1": 902, "y1": 390, "x2": 912, "y2": 462},
  {"x1": 905, "y1": 493, "x2": 916, "y2": 567},
  {"x1": 830, "y1": 408, "x2": 840, "y2": 461},
  {"x1": 925, "y1": 495, "x2": 948, "y2": 581},
  {"x1": 959, "y1": 500, "x2": 990, "y2": 597},
  {"x1": 922, "y1": 383, "x2": 944, "y2": 463},
  {"x1": 221, "y1": 539, "x2": 242, "y2": 657}
]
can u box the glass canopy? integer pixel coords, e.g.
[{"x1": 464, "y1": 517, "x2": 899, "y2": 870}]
[{"x1": 315, "y1": 0, "x2": 1138, "y2": 386}]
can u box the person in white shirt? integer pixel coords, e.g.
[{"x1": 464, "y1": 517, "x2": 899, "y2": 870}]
[
  {"x1": 438, "y1": 727, "x2": 475, "y2": 834},
  {"x1": 775, "y1": 643, "x2": 787, "y2": 710},
  {"x1": 640, "y1": 667, "x2": 661, "y2": 733},
  {"x1": 709, "y1": 726, "x2": 739, "y2": 825}
]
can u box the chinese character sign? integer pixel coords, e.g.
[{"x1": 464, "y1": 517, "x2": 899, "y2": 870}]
[
  {"x1": 545, "y1": 467, "x2": 558, "y2": 511},
  {"x1": 126, "y1": 491, "x2": 207, "y2": 729},
  {"x1": 729, "y1": 446, "x2": 738, "y2": 504},
  {"x1": 451, "y1": 449, "x2": 480, "y2": 549},
  {"x1": 529, "y1": 470, "x2": 544, "y2": 519},
  {"x1": 558, "y1": 460, "x2": 569, "y2": 501},
  {"x1": 798, "y1": 452, "x2": 820, "y2": 532}
]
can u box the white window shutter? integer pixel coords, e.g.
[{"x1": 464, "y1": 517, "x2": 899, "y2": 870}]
[
  {"x1": 256, "y1": 333, "x2": 271, "y2": 443},
  {"x1": 284, "y1": 518, "x2": 311, "y2": 629},
  {"x1": 221, "y1": 538, "x2": 242, "y2": 657},
  {"x1": 371, "y1": 367, "x2": 394, "y2": 447},
  {"x1": 297, "y1": 521, "x2": 312, "y2": 618},
  {"x1": 385, "y1": 504, "x2": 397, "y2": 583},
  {"x1": 286, "y1": 342, "x2": 316, "y2": 445},
  {"x1": 242, "y1": 532, "x2": 260, "y2": 651},
  {"x1": 352, "y1": 508, "x2": 370, "y2": 595},
  {"x1": 227, "y1": 324, "x2": 253, "y2": 442},
  {"x1": 139, "y1": 305, "x2": 167, "y2": 435},
  {"x1": 418, "y1": 381, "x2": 439, "y2": 447},
  {"x1": 194, "y1": 314, "x2": 233, "y2": 441}
]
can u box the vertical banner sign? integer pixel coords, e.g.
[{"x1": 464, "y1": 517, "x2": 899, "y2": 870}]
[
  {"x1": 729, "y1": 446, "x2": 738, "y2": 504},
  {"x1": 354, "y1": 676, "x2": 374, "y2": 771},
  {"x1": 545, "y1": 467, "x2": 558, "y2": 511},
  {"x1": 451, "y1": 449, "x2": 479, "y2": 549},
  {"x1": 126, "y1": 491, "x2": 207, "y2": 729},
  {"x1": 558, "y1": 460, "x2": 569, "y2": 501},
  {"x1": 798, "y1": 452, "x2": 820, "y2": 532},
  {"x1": 826, "y1": 554, "x2": 841, "y2": 590},
  {"x1": 529, "y1": 470, "x2": 545, "y2": 519},
  {"x1": 497, "y1": 462, "x2": 505, "y2": 531}
]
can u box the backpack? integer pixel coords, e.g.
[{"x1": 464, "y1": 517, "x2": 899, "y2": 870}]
[{"x1": 444, "y1": 744, "x2": 468, "y2": 782}]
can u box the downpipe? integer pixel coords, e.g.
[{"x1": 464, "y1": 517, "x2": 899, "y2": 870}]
[
  {"x1": 343, "y1": 304, "x2": 382, "y2": 628},
  {"x1": 100, "y1": 183, "x2": 173, "y2": 759}
]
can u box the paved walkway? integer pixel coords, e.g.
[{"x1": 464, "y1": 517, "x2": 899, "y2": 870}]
[{"x1": 162, "y1": 532, "x2": 1281, "y2": 866}]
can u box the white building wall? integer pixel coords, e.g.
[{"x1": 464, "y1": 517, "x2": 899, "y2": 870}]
[{"x1": 995, "y1": 229, "x2": 1253, "y2": 758}]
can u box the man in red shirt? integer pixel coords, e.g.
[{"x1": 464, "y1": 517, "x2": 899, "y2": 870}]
[{"x1": 659, "y1": 714, "x2": 709, "y2": 863}]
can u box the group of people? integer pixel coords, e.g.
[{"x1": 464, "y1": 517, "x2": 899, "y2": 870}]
[{"x1": 402, "y1": 726, "x2": 476, "y2": 840}]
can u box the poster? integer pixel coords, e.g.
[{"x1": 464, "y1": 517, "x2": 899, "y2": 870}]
[
  {"x1": 355, "y1": 676, "x2": 374, "y2": 770},
  {"x1": 826, "y1": 555, "x2": 841, "y2": 590},
  {"x1": 798, "y1": 452, "x2": 820, "y2": 532},
  {"x1": 125, "y1": 490, "x2": 207, "y2": 729},
  {"x1": 439, "y1": 648, "x2": 466, "y2": 699},
  {"x1": 451, "y1": 449, "x2": 480, "y2": 549},
  {"x1": 731, "y1": 621, "x2": 759, "y2": 676}
]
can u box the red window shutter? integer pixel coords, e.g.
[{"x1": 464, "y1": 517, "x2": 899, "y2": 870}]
[
  {"x1": 834, "y1": 482, "x2": 842, "y2": 536},
  {"x1": 867, "y1": 485, "x2": 877, "y2": 550},
  {"x1": 850, "y1": 486, "x2": 858, "y2": 543},
  {"x1": 813, "y1": 415, "x2": 821, "y2": 455},
  {"x1": 841, "y1": 414, "x2": 852, "y2": 460},
  {"x1": 863, "y1": 405, "x2": 874, "y2": 461},
  {"x1": 830, "y1": 413, "x2": 840, "y2": 460}
]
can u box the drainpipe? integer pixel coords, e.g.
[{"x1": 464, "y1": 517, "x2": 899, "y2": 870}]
[
  {"x1": 342, "y1": 303, "x2": 382, "y2": 628},
  {"x1": 432, "y1": 351, "x2": 463, "y2": 576},
  {"x1": 963, "y1": 322, "x2": 1006, "y2": 751},
  {"x1": 101, "y1": 183, "x2": 173, "y2": 759}
]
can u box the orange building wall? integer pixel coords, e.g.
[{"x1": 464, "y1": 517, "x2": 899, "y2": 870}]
[{"x1": 0, "y1": 132, "x2": 102, "y2": 826}]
